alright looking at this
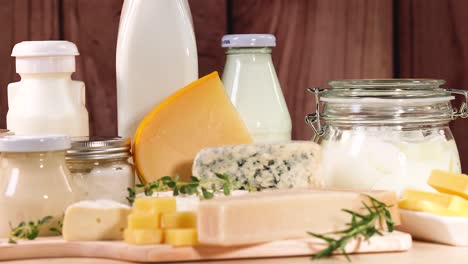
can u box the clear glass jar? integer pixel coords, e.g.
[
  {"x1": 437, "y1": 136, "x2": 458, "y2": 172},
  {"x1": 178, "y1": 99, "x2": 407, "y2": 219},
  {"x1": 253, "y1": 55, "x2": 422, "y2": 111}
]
[
  {"x1": 66, "y1": 137, "x2": 134, "y2": 204},
  {"x1": 306, "y1": 79, "x2": 467, "y2": 195},
  {"x1": 221, "y1": 34, "x2": 292, "y2": 142},
  {"x1": 0, "y1": 136, "x2": 74, "y2": 237}
]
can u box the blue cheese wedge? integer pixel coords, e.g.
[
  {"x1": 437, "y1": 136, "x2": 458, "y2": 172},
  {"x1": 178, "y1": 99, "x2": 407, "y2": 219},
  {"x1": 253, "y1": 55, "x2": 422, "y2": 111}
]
[{"x1": 192, "y1": 141, "x2": 322, "y2": 190}]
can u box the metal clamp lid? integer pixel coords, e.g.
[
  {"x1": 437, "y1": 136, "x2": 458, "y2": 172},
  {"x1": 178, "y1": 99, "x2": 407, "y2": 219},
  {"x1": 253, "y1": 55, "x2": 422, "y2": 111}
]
[{"x1": 305, "y1": 87, "x2": 468, "y2": 137}]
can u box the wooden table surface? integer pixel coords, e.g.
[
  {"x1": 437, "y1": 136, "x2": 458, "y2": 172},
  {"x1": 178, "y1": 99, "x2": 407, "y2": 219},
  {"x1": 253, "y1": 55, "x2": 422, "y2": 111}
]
[{"x1": 1, "y1": 241, "x2": 466, "y2": 264}]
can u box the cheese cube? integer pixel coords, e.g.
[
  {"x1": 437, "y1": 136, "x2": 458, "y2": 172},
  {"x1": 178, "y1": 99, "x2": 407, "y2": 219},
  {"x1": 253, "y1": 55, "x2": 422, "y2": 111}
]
[
  {"x1": 197, "y1": 189, "x2": 400, "y2": 246},
  {"x1": 134, "y1": 197, "x2": 176, "y2": 215},
  {"x1": 63, "y1": 200, "x2": 131, "y2": 241},
  {"x1": 162, "y1": 212, "x2": 197, "y2": 228},
  {"x1": 429, "y1": 170, "x2": 468, "y2": 199},
  {"x1": 402, "y1": 189, "x2": 468, "y2": 216},
  {"x1": 128, "y1": 213, "x2": 160, "y2": 229},
  {"x1": 124, "y1": 228, "x2": 163, "y2": 245},
  {"x1": 164, "y1": 228, "x2": 198, "y2": 246}
]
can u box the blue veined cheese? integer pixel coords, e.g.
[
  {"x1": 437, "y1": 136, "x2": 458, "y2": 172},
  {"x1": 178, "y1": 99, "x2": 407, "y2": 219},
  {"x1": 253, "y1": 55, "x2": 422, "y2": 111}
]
[{"x1": 192, "y1": 141, "x2": 322, "y2": 190}]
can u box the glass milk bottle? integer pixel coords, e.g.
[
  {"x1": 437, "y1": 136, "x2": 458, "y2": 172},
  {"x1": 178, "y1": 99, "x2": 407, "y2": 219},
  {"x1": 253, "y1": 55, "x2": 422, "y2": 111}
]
[
  {"x1": 7, "y1": 41, "x2": 89, "y2": 137},
  {"x1": 221, "y1": 34, "x2": 292, "y2": 142},
  {"x1": 116, "y1": 0, "x2": 198, "y2": 139}
]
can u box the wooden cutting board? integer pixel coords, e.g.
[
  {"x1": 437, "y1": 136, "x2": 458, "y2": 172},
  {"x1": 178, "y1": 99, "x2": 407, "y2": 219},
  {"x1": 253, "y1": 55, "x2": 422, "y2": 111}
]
[{"x1": 0, "y1": 231, "x2": 411, "y2": 262}]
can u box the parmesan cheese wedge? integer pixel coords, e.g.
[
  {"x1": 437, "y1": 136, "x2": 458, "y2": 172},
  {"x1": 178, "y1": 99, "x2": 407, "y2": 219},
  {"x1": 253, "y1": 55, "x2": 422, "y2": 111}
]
[{"x1": 197, "y1": 189, "x2": 400, "y2": 246}]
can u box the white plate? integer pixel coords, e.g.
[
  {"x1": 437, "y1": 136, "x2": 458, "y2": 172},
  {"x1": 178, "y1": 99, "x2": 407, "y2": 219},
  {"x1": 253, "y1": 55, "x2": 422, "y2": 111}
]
[{"x1": 397, "y1": 209, "x2": 468, "y2": 246}]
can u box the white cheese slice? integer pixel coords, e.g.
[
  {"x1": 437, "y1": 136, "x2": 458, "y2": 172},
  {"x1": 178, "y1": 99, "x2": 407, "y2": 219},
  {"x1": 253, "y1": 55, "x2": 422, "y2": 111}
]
[
  {"x1": 62, "y1": 200, "x2": 131, "y2": 241},
  {"x1": 197, "y1": 189, "x2": 400, "y2": 246}
]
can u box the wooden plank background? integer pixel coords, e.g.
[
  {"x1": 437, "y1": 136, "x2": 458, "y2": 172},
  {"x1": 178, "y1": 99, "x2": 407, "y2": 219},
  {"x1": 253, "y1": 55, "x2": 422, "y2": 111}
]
[{"x1": 0, "y1": 0, "x2": 468, "y2": 171}]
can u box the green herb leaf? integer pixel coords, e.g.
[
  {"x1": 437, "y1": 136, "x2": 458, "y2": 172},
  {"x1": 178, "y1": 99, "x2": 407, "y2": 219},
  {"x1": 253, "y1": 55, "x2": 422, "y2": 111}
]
[
  {"x1": 310, "y1": 195, "x2": 395, "y2": 262},
  {"x1": 8, "y1": 215, "x2": 62, "y2": 244},
  {"x1": 126, "y1": 174, "x2": 249, "y2": 205}
]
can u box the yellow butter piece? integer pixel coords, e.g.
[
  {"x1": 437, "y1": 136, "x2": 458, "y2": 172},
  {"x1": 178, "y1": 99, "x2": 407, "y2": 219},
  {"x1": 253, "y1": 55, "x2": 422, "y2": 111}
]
[
  {"x1": 162, "y1": 212, "x2": 197, "y2": 229},
  {"x1": 124, "y1": 228, "x2": 163, "y2": 245},
  {"x1": 128, "y1": 213, "x2": 160, "y2": 229},
  {"x1": 164, "y1": 228, "x2": 198, "y2": 246},
  {"x1": 429, "y1": 170, "x2": 468, "y2": 199},
  {"x1": 402, "y1": 189, "x2": 468, "y2": 216},
  {"x1": 398, "y1": 199, "x2": 464, "y2": 217},
  {"x1": 134, "y1": 197, "x2": 176, "y2": 215},
  {"x1": 133, "y1": 72, "x2": 253, "y2": 183}
]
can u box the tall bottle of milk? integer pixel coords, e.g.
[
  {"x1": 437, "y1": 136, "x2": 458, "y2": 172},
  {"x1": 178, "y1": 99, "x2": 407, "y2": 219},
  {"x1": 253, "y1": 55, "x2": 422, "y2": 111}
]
[
  {"x1": 221, "y1": 34, "x2": 292, "y2": 142},
  {"x1": 116, "y1": 0, "x2": 198, "y2": 139},
  {"x1": 7, "y1": 41, "x2": 89, "y2": 137}
]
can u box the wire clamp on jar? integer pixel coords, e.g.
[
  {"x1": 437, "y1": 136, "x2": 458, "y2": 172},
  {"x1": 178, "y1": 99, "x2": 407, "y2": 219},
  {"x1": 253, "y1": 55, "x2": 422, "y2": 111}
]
[
  {"x1": 446, "y1": 89, "x2": 468, "y2": 119},
  {"x1": 305, "y1": 87, "x2": 325, "y2": 137}
]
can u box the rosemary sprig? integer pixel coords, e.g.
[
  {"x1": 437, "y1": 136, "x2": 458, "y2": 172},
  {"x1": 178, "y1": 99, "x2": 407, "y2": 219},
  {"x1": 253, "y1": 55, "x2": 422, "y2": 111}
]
[
  {"x1": 127, "y1": 173, "x2": 248, "y2": 204},
  {"x1": 309, "y1": 195, "x2": 394, "y2": 262}
]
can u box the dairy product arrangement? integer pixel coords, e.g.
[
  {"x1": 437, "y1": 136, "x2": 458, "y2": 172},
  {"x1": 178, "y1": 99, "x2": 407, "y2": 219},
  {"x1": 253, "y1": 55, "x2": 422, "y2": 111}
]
[{"x1": 2, "y1": 0, "x2": 468, "y2": 263}]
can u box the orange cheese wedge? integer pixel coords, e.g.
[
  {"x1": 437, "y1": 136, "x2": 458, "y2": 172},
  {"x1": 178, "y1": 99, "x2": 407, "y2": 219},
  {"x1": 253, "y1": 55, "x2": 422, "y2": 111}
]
[{"x1": 133, "y1": 72, "x2": 252, "y2": 183}]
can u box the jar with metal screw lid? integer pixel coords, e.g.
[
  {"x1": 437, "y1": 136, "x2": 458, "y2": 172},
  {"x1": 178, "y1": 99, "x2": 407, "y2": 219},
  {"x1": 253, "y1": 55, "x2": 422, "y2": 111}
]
[{"x1": 66, "y1": 137, "x2": 134, "y2": 204}]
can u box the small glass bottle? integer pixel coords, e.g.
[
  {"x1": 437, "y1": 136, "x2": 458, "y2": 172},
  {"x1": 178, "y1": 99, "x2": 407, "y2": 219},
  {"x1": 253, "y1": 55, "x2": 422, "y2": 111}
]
[
  {"x1": 66, "y1": 137, "x2": 134, "y2": 204},
  {"x1": 221, "y1": 34, "x2": 292, "y2": 142},
  {"x1": 0, "y1": 135, "x2": 74, "y2": 237}
]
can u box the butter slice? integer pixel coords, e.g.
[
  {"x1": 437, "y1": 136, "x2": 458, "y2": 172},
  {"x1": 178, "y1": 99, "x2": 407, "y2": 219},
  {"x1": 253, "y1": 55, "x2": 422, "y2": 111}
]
[
  {"x1": 402, "y1": 189, "x2": 468, "y2": 216},
  {"x1": 197, "y1": 189, "x2": 400, "y2": 246},
  {"x1": 63, "y1": 200, "x2": 131, "y2": 241},
  {"x1": 429, "y1": 170, "x2": 468, "y2": 199},
  {"x1": 398, "y1": 199, "x2": 463, "y2": 217}
]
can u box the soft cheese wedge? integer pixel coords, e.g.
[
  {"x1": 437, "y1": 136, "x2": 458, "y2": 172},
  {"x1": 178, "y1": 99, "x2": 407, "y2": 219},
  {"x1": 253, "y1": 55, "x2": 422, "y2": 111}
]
[
  {"x1": 63, "y1": 200, "x2": 131, "y2": 241},
  {"x1": 133, "y1": 72, "x2": 253, "y2": 183},
  {"x1": 429, "y1": 170, "x2": 468, "y2": 199},
  {"x1": 193, "y1": 141, "x2": 322, "y2": 190},
  {"x1": 197, "y1": 189, "x2": 400, "y2": 246},
  {"x1": 400, "y1": 189, "x2": 468, "y2": 216}
]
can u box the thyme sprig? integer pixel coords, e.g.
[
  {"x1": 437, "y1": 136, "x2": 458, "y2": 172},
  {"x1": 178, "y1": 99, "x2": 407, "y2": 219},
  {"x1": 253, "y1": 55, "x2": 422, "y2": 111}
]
[
  {"x1": 309, "y1": 195, "x2": 394, "y2": 262},
  {"x1": 127, "y1": 174, "x2": 248, "y2": 204},
  {"x1": 9, "y1": 216, "x2": 53, "y2": 244}
]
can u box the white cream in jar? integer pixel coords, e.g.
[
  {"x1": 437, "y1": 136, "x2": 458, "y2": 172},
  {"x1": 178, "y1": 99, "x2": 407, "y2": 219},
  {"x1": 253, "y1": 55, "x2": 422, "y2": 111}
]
[
  {"x1": 66, "y1": 137, "x2": 134, "y2": 204},
  {"x1": 320, "y1": 128, "x2": 461, "y2": 195},
  {"x1": 0, "y1": 136, "x2": 74, "y2": 238}
]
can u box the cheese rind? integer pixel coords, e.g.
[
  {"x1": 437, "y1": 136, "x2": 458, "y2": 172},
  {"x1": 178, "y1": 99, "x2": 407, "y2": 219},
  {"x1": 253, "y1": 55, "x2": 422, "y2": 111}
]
[
  {"x1": 192, "y1": 141, "x2": 322, "y2": 190},
  {"x1": 164, "y1": 228, "x2": 198, "y2": 246},
  {"x1": 124, "y1": 228, "x2": 163, "y2": 245},
  {"x1": 162, "y1": 212, "x2": 197, "y2": 228},
  {"x1": 197, "y1": 189, "x2": 399, "y2": 246},
  {"x1": 62, "y1": 200, "x2": 131, "y2": 241},
  {"x1": 429, "y1": 170, "x2": 468, "y2": 199}
]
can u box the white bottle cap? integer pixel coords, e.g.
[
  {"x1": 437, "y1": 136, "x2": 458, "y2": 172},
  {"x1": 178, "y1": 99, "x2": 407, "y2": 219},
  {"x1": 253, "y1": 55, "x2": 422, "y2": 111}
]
[
  {"x1": 0, "y1": 135, "x2": 71, "y2": 152},
  {"x1": 221, "y1": 34, "x2": 276, "y2": 48},
  {"x1": 11, "y1": 41, "x2": 79, "y2": 74}
]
